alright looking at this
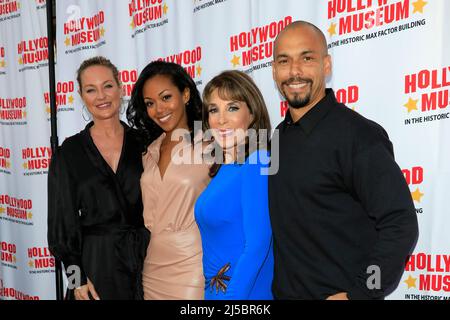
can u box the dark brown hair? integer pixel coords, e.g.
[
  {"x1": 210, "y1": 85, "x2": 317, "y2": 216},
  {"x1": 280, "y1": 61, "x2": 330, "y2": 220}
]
[{"x1": 202, "y1": 70, "x2": 271, "y2": 177}]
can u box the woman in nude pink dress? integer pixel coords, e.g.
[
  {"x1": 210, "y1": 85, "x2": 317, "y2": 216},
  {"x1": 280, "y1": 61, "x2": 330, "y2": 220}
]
[{"x1": 126, "y1": 61, "x2": 209, "y2": 299}]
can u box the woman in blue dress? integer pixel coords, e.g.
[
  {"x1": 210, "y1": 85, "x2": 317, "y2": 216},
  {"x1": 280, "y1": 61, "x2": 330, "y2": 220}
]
[{"x1": 195, "y1": 70, "x2": 274, "y2": 299}]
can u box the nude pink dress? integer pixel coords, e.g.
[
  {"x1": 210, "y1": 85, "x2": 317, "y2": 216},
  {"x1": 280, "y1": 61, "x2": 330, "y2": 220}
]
[{"x1": 141, "y1": 133, "x2": 210, "y2": 300}]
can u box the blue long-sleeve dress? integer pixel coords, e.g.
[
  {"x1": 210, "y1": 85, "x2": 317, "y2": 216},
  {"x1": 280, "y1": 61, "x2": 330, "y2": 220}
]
[{"x1": 194, "y1": 150, "x2": 274, "y2": 300}]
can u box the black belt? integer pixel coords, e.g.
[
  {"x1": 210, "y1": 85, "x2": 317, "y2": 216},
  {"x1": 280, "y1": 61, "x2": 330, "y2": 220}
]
[{"x1": 82, "y1": 224, "x2": 151, "y2": 299}]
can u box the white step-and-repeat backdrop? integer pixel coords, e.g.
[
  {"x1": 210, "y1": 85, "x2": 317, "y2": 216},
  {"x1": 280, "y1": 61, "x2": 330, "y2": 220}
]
[{"x1": 1, "y1": 0, "x2": 449, "y2": 300}]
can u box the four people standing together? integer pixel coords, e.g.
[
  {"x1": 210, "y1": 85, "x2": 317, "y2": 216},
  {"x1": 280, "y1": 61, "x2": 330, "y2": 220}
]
[{"x1": 48, "y1": 20, "x2": 418, "y2": 300}]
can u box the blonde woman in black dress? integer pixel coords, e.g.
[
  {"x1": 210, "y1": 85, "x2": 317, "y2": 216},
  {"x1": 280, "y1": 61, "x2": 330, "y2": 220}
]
[{"x1": 48, "y1": 56, "x2": 150, "y2": 300}]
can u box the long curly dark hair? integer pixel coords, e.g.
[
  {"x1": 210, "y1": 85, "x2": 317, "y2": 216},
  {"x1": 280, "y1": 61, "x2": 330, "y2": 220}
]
[{"x1": 126, "y1": 61, "x2": 203, "y2": 153}]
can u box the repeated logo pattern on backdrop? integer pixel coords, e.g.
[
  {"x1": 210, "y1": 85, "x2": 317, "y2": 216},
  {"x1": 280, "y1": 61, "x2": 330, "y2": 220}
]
[
  {"x1": 0, "y1": 0, "x2": 449, "y2": 300},
  {"x1": 1, "y1": 0, "x2": 53, "y2": 300}
]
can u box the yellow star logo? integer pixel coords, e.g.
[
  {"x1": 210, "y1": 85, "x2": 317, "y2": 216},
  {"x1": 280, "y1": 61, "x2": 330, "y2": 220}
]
[
  {"x1": 163, "y1": 3, "x2": 169, "y2": 15},
  {"x1": 64, "y1": 37, "x2": 70, "y2": 46},
  {"x1": 17, "y1": 2, "x2": 21, "y2": 9},
  {"x1": 22, "y1": 110, "x2": 27, "y2": 118},
  {"x1": 27, "y1": 212, "x2": 33, "y2": 219},
  {"x1": 404, "y1": 97, "x2": 418, "y2": 113},
  {"x1": 130, "y1": 19, "x2": 135, "y2": 29},
  {"x1": 196, "y1": 64, "x2": 202, "y2": 77},
  {"x1": 100, "y1": 27, "x2": 105, "y2": 37},
  {"x1": 5, "y1": 161, "x2": 11, "y2": 168},
  {"x1": 328, "y1": 23, "x2": 337, "y2": 37},
  {"x1": 0, "y1": 207, "x2": 5, "y2": 214},
  {"x1": 18, "y1": 57, "x2": 23, "y2": 65},
  {"x1": 23, "y1": 162, "x2": 28, "y2": 169},
  {"x1": 412, "y1": 0, "x2": 427, "y2": 13},
  {"x1": 411, "y1": 188, "x2": 424, "y2": 202},
  {"x1": 0, "y1": 60, "x2": 5, "y2": 68},
  {"x1": 231, "y1": 55, "x2": 241, "y2": 67},
  {"x1": 68, "y1": 95, "x2": 74, "y2": 104},
  {"x1": 45, "y1": 105, "x2": 51, "y2": 114},
  {"x1": 404, "y1": 275, "x2": 417, "y2": 289},
  {"x1": 12, "y1": 255, "x2": 17, "y2": 263},
  {"x1": 29, "y1": 260, "x2": 34, "y2": 268}
]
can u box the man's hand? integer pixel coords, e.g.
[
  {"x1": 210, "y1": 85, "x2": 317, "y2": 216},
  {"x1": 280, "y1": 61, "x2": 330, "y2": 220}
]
[
  {"x1": 74, "y1": 278, "x2": 100, "y2": 300},
  {"x1": 326, "y1": 292, "x2": 349, "y2": 300}
]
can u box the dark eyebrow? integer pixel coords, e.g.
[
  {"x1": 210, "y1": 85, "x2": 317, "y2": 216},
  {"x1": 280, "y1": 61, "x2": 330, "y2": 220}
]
[
  {"x1": 207, "y1": 100, "x2": 239, "y2": 107},
  {"x1": 143, "y1": 89, "x2": 170, "y2": 100},
  {"x1": 158, "y1": 89, "x2": 170, "y2": 96},
  {"x1": 275, "y1": 54, "x2": 288, "y2": 60}
]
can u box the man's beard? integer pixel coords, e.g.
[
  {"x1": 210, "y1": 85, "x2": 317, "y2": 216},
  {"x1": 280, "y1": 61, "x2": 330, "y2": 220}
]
[
  {"x1": 285, "y1": 91, "x2": 311, "y2": 109},
  {"x1": 281, "y1": 77, "x2": 312, "y2": 109}
]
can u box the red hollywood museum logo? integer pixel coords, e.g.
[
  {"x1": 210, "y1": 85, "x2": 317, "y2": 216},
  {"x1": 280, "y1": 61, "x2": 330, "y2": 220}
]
[
  {"x1": 327, "y1": 0, "x2": 417, "y2": 36},
  {"x1": 129, "y1": 0, "x2": 167, "y2": 29},
  {"x1": 1, "y1": 241, "x2": 17, "y2": 266},
  {"x1": 336, "y1": 85, "x2": 359, "y2": 109},
  {"x1": 0, "y1": 0, "x2": 20, "y2": 17},
  {"x1": 0, "y1": 194, "x2": 33, "y2": 223},
  {"x1": 158, "y1": 46, "x2": 203, "y2": 82},
  {"x1": 28, "y1": 246, "x2": 55, "y2": 272},
  {"x1": 230, "y1": 16, "x2": 292, "y2": 68},
  {"x1": 44, "y1": 80, "x2": 75, "y2": 114},
  {"x1": 404, "y1": 253, "x2": 450, "y2": 292},
  {"x1": 0, "y1": 146, "x2": 11, "y2": 171},
  {"x1": 119, "y1": 69, "x2": 138, "y2": 99},
  {"x1": 404, "y1": 66, "x2": 450, "y2": 113},
  {"x1": 63, "y1": 10, "x2": 105, "y2": 47},
  {"x1": 22, "y1": 146, "x2": 52, "y2": 174},
  {"x1": 0, "y1": 96, "x2": 27, "y2": 121},
  {"x1": 17, "y1": 37, "x2": 48, "y2": 66},
  {"x1": 0, "y1": 282, "x2": 40, "y2": 300}
]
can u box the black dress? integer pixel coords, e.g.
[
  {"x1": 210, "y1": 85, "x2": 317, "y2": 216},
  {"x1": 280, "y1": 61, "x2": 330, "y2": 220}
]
[{"x1": 47, "y1": 121, "x2": 150, "y2": 300}]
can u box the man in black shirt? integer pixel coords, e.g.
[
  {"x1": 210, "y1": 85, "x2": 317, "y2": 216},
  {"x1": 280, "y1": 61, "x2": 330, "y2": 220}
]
[{"x1": 268, "y1": 20, "x2": 418, "y2": 300}]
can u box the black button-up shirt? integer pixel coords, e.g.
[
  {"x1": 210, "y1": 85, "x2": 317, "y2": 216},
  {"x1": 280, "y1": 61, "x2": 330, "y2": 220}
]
[{"x1": 268, "y1": 89, "x2": 418, "y2": 299}]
